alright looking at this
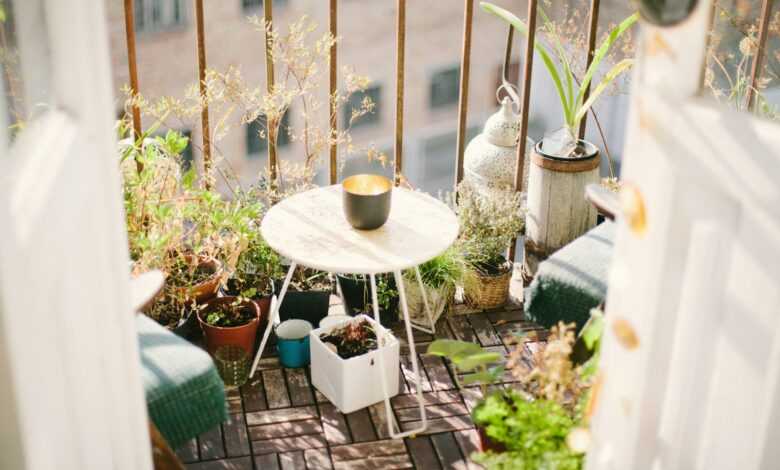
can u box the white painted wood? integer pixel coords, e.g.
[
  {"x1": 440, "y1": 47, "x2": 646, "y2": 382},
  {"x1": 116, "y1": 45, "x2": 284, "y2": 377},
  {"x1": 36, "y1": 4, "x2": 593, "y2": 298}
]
[
  {"x1": 0, "y1": 0, "x2": 153, "y2": 469},
  {"x1": 261, "y1": 186, "x2": 460, "y2": 274},
  {"x1": 587, "y1": 1, "x2": 780, "y2": 469},
  {"x1": 525, "y1": 158, "x2": 599, "y2": 276}
]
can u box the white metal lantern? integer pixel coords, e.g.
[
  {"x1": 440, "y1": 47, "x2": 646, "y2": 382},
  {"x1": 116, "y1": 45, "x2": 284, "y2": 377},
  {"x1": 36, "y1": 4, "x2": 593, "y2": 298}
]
[{"x1": 463, "y1": 97, "x2": 522, "y2": 192}]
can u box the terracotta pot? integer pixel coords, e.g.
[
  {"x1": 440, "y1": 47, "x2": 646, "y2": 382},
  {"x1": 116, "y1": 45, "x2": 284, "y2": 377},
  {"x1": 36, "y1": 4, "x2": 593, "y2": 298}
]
[
  {"x1": 198, "y1": 296, "x2": 263, "y2": 356},
  {"x1": 172, "y1": 256, "x2": 222, "y2": 304},
  {"x1": 476, "y1": 425, "x2": 507, "y2": 453}
]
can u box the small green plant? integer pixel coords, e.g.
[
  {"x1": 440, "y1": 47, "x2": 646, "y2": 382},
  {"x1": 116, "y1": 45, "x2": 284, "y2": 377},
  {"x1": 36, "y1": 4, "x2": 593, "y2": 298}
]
[
  {"x1": 426, "y1": 339, "x2": 504, "y2": 396},
  {"x1": 482, "y1": 2, "x2": 637, "y2": 155},
  {"x1": 405, "y1": 247, "x2": 465, "y2": 290},
  {"x1": 471, "y1": 391, "x2": 583, "y2": 470},
  {"x1": 204, "y1": 298, "x2": 256, "y2": 328},
  {"x1": 375, "y1": 276, "x2": 398, "y2": 312}
]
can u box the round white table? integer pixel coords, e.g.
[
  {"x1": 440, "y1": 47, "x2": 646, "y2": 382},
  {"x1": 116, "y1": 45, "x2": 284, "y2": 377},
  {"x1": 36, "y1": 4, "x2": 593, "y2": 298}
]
[{"x1": 250, "y1": 184, "x2": 459, "y2": 438}]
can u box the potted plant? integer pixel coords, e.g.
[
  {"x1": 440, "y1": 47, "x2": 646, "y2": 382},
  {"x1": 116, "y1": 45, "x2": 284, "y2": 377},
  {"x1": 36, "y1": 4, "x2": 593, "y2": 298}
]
[
  {"x1": 197, "y1": 296, "x2": 262, "y2": 356},
  {"x1": 454, "y1": 183, "x2": 524, "y2": 310},
  {"x1": 337, "y1": 273, "x2": 399, "y2": 325},
  {"x1": 222, "y1": 228, "x2": 281, "y2": 322},
  {"x1": 274, "y1": 267, "x2": 334, "y2": 327},
  {"x1": 403, "y1": 247, "x2": 464, "y2": 327},
  {"x1": 481, "y1": 3, "x2": 638, "y2": 279},
  {"x1": 310, "y1": 315, "x2": 400, "y2": 413}
]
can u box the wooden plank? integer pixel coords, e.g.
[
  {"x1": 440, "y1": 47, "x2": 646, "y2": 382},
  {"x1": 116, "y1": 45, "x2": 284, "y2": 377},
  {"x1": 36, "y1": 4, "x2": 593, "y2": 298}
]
[
  {"x1": 420, "y1": 354, "x2": 456, "y2": 391},
  {"x1": 223, "y1": 413, "x2": 251, "y2": 457},
  {"x1": 246, "y1": 406, "x2": 319, "y2": 426},
  {"x1": 453, "y1": 429, "x2": 482, "y2": 470},
  {"x1": 263, "y1": 369, "x2": 292, "y2": 409},
  {"x1": 174, "y1": 438, "x2": 198, "y2": 464},
  {"x1": 486, "y1": 309, "x2": 525, "y2": 325},
  {"x1": 447, "y1": 315, "x2": 478, "y2": 343},
  {"x1": 187, "y1": 456, "x2": 253, "y2": 470},
  {"x1": 320, "y1": 402, "x2": 352, "y2": 446},
  {"x1": 468, "y1": 314, "x2": 502, "y2": 346},
  {"x1": 304, "y1": 448, "x2": 334, "y2": 470},
  {"x1": 249, "y1": 418, "x2": 323, "y2": 441},
  {"x1": 391, "y1": 390, "x2": 462, "y2": 409},
  {"x1": 254, "y1": 453, "x2": 280, "y2": 470},
  {"x1": 401, "y1": 415, "x2": 473, "y2": 435},
  {"x1": 280, "y1": 451, "x2": 307, "y2": 470},
  {"x1": 396, "y1": 402, "x2": 469, "y2": 422},
  {"x1": 345, "y1": 408, "x2": 377, "y2": 442},
  {"x1": 494, "y1": 321, "x2": 539, "y2": 346},
  {"x1": 431, "y1": 433, "x2": 466, "y2": 468},
  {"x1": 331, "y1": 439, "x2": 407, "y2": 462},
  {"x1": 226, "y1": 387, "x2": 243, "y2": 414},
  {"x1": 241, "y1": 375, "x2": 268, "y2": 412},
  {"x1": 252, "y1": 434, "x2": 328, "y2": 455},
  {"x1": 368, "y1": 402, "x2": 392, "y2": 440},
  {"x1": 400, "y1": 354, "x2": 432, "y2": 393},
  {"x1": 198, "y1": 425, "x2": 226, "y2": 460},
  {"x1": 405, "y1": 436, "x2": 442, "y2": 470},
  {"x1": 286, "y1": 368, "x2": 315, "y2": 406},
  {"x1": 333, "y1": 454, "x2": 412, "y2": 470}
]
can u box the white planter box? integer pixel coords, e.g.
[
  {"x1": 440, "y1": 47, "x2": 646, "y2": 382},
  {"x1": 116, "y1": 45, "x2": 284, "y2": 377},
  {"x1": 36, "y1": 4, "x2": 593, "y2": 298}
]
[{"x1": 310, "y1": 314, "x2": 400, "y2": 414}]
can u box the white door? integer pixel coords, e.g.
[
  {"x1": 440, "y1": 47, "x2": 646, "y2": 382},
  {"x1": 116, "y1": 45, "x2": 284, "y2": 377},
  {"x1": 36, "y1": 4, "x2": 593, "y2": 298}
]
[
  {"x1": 587, "y1": 2, "x2": 780, "y2": 470},
  {"x1": 0, "y1": 0, "x2": 152, "y2": 469}
]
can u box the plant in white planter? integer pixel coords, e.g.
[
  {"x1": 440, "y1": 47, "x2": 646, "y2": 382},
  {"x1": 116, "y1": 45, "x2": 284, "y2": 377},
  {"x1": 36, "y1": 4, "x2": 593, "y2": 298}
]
[
  {"x1": 481, "y1": 3, "x2": 638, "y2": 279},
  {"x1": 310, "y1": 315, "x2": 400, "y2": 413},
  {"x1": 403, "y1": 247, "x2": 465, "y2": 327}
]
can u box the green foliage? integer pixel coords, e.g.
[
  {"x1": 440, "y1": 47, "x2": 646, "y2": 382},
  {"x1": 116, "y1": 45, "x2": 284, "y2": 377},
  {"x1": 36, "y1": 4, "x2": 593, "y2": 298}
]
[
  {"x1": 481, "y1": 2, "x2": 637, "y2": 137},
  {"x1": 427, "y1": 339, "x2": 504, "y2": 395},
  {"x1": 472, "y1": 391, "x2": 583, "y2": 470},
  {"x1": 405, "y1": 247, "x2": 465, "y2": 290},
  {"x1": 376, "y1": 276, "x2": 398, "y2": 312},
  {"x1": 204, "y1": 299, "x2": 256, "y2": 327}
]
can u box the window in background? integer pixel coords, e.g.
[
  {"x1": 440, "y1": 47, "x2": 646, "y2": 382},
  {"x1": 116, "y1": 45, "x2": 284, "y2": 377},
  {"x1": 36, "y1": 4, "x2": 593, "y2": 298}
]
[
  {"x1": 343, "y1": 85, "x2": 381, "y2": 128},
  {"x1": 247, "y1": 110, "x2": 291, "y2": 157},
  {"x1": 429, "y1": 65, "x2": 460, "y2": 109},
  {"x1": 242, "y1": 0, "x2": 288, "y2": 12},
  {"x1": 135, "y1": 0, "x2": 187, "y2": 33}
]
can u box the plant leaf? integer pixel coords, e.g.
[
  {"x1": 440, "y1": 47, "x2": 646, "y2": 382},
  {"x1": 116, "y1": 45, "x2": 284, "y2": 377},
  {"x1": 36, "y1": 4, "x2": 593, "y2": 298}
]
[
  {"x1": 480, "y1": 2, "x2": 571, "y2": 123},
  {"x1": 581, "y1": 308, "x2": 605, "y2": 350},
  {"x1": 462, "y1": 370, "x2": 499, "y2": 386},
  {"x1": 574, "y1": 58, "x2": 634, "y2": 124},
  {"x1": 453, "y1": 352, "x2": 503, "y2": 372},
  {"x1": 427, "y1": 339, "x2": 482, "y2": 359},
  {"x1": 575, "y1": 13, "x2": 638, "y2": 113}
]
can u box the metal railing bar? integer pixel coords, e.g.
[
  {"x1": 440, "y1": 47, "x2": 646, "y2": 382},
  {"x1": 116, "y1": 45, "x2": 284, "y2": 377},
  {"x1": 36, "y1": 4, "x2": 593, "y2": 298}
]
[
  {"x1": 746, "y1": 0, "x2": 773, "y2": 111},
  {"x1": 329, "y1": 0, "x2": 338, "y2": 184},
  {"x1": 264, "y1": 0, "x2": 277, "y2": 186},
  {"x1": 502, "y1": 24, "x2": 514, "y2": 87},
  {"x1": 195, "y1": 0, "x2": 212, "y2": 189},
  {"x1": 454, "y1": 0, "x2": 474, "y2": 187},
  {"x1": 123, "y1": 0, "x2": 142, "y2": 172},
  {"x1": 578, "y1": 0, "x2": 600, "y2": 140},
  {"x1": 394, "y1": 0, "x2": 406, "y2": 186},
  {"x1": 508, "y1": 0, "x2": 538, "y2": 263}
]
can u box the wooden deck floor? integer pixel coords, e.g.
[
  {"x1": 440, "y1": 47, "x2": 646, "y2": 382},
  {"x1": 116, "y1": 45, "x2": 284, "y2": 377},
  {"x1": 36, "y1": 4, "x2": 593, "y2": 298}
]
[{"x1": 178, "y1": 288, "x2": 543, "y2": 469}]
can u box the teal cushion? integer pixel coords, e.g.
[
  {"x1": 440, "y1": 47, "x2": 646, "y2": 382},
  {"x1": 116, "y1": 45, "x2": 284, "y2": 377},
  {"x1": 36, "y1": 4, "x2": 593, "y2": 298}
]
[
  {"x1": 525, "y1": 221, "x2": 615, "y2": 332},
  {"x1": 136, "y1": 314, "x2": 227, "y2": 448}
]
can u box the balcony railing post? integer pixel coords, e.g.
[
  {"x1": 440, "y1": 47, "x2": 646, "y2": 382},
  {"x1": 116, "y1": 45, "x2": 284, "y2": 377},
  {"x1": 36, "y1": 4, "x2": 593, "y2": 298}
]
[
  {"x1": 746, "y1": 0, "x2": 772, "y2": 111},
  {"x1": 508, "y1": 0, "x2": 538, "y2": 263},
  {"x1": 195, "y1": 0, "x2": 212, "y2": 190},
  {"x1": 394, "y1": 0, "x2": 406, "y2": 186},
  {"x1": 264, "y1": 0, "x2": 277, "y2": 187},
  {"x1": 454, "y1": 0, "x2": 474, "y2": 187},
  {"x1": 329, "y1": 0, "x2": 338, "y2": 184},
  {"x1": 578, "y1": 0, "x2": 600, "y2": 140},
  {"x1": 123, "y1": 0, "x2": 143, "y2": 173}
]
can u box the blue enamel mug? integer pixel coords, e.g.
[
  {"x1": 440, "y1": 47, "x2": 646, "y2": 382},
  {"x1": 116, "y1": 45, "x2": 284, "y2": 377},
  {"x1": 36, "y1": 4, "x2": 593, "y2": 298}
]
[{"x1": 276, "y1": 319, "x2": 313, "y2": 368}]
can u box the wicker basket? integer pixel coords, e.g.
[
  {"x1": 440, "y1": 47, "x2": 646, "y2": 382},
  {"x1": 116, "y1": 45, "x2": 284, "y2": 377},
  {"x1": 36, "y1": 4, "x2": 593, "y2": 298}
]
[
  {"x1": 463, "y1": 267, "x2": 512, "y2": 310},
  {"x1": 405, "y1": 282, "x2": 453, "y2": 327}
]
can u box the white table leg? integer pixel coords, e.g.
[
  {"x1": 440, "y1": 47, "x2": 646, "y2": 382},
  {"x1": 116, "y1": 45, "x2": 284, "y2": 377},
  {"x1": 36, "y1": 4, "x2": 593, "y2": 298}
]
[
  {"x1": 249, "y1": 262, "x2": 297, "y2": 379},
  {"x1": 409, "y1": 266, "x2": 436, "y2": 335},
  {"x1": 369, "y1": 271, "x2": 428, "y2": 439}
]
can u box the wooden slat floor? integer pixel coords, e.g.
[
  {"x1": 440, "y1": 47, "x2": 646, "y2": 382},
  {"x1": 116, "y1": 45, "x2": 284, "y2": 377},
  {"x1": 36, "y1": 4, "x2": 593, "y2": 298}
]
[{"x1": 179, "y1": 285, "x2": 544, "y2": 469}]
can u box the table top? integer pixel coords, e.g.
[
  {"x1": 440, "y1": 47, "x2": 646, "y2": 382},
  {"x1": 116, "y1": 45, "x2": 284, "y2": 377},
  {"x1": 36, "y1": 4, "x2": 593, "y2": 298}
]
[{"x1": 261, "y1": 185, "x2": 459, "y2": 274}]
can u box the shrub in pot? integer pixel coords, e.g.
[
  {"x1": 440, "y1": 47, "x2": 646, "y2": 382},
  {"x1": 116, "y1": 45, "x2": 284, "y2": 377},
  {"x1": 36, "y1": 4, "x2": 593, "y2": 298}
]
[
  {"x1": 454, "y1": 183, "x2": 524, "y2": 309},
  {"x1": 197, "y1": 296, "x2": 262, "y2": 356},
  {"x1": 402, "y1": 247, "x2": 464, "y2": 327},
  {"x1": 310, "y1": 315, "x2": 400, "y2": 413},
  {"x1": 482, "y1": 3, "x2": 637, "y2": 279},
  {"x1": 337, "y1": 274, "x2": 399, "y2": 325}
]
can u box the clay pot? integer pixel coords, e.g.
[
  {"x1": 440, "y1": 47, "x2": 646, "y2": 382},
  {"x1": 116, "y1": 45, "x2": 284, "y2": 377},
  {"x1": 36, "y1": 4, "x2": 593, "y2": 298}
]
[
  {"x1": 198, "y1": 296, "x2": 264, "y2": 356},
  {"x1": 172, "y1": 256, "x2": 223, "y2": 304},
  {"x1": 476, "y1": 426, "x2": 506, "y2": 453}
]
